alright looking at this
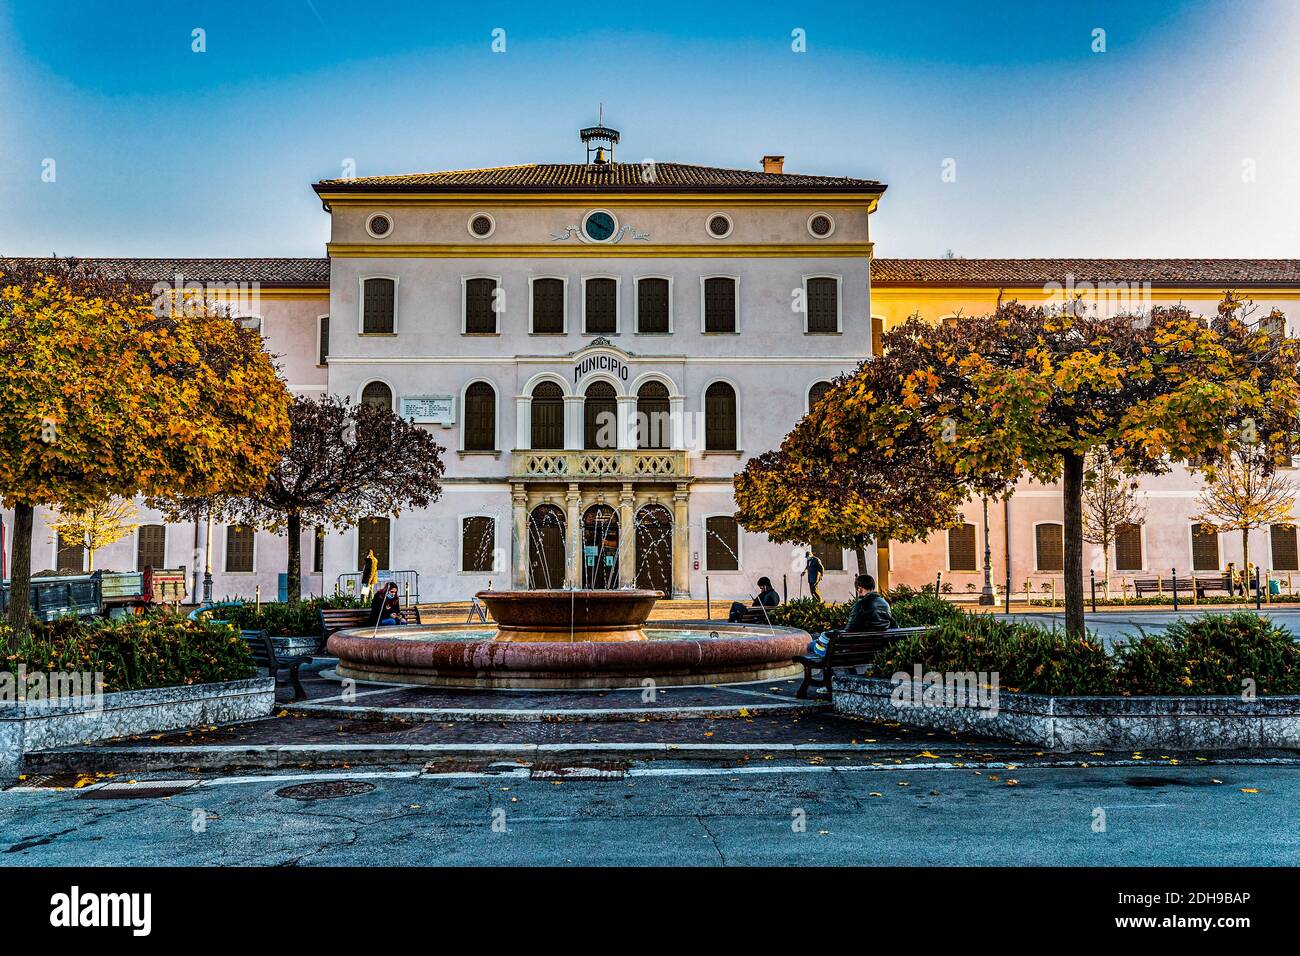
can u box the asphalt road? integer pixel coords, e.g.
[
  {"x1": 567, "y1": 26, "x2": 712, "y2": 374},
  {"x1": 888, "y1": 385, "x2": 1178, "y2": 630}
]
[{"x1": 3, "y1": 762, "x2": 1297, "y2": 866}]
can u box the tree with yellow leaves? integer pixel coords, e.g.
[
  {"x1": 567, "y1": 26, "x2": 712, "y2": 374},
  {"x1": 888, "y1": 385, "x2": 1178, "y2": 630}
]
[
  {"x1": 0, "y1": 259, "x2": 290, "y2": 638},
  {"x1": 46, "y1": 497, "x2": 141, "y2": 572}
]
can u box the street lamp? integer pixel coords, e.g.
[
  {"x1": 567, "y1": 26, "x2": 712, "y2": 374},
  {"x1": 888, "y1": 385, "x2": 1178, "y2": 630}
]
[
  {"x1": 979, "y1": 495, "x2": 996, "y2": 605},
  {"x1": 202, "y1": 507, "x2": 214, "y2": 604}
]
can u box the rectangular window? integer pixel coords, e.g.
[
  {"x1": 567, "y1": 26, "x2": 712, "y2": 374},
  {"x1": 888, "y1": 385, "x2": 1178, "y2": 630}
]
[
  {"x1": 531, "y1": 278, "x2": 565, "y2": 334},
  {"x1": 806, "y1": 277, "x2": 839, "y2": 333},
  {"x1": 705, "y1": 516, "x2": 740, "y2": 571},
  {"x1": 225, "y1": 525, "x2": 254, "y2": 573},
  {"x1": 1035, "y1": 523, "x2": 1063, "y2": 573},
  {"x1": 462, "y1": 516, "x2": 495, "y2": 573},
  {"x1": 637, "y1": 278, "x2": 670, "y2": 334},
  {"x1": 313, "y1": 526, "x2": 325, "y2": 574},
  {"x1": 357, "y1": 517, "x2": 390, "y2": 571},
  {"x1": 1191, "y1": 523, "x2": 1219, "y2": 572},
  {"x1": 1114, "y1": 523, "x2": 1143, "y2": 572},
  {"x1": 585, "y1": 278, "x2": 617, "y2": 334},
  {"x1": 810, "y1": 537, "x2": 845, "y2": 573},
  {"x1": 1272, "y1": 524, "x2": 1298, "y2": 572},
  {"x1": 947, "y1": 523, "x2": 977, "y2": 572},
  {"x1": 137, "y1": 524, "x2": 166, "y2": 571},
  {"x1": 362, "y1": 278, "x2": 395, "y2": 334},
  {"x1": 317, "y1": 315, "x2": 329, "y2": 365},
  {"x1": 56, "y1": 533, "x2": 84, "y2": 574},
  {"x1": 465, "y1": 278, "x2": 498, "y2": 334},
  {"x1": 703, "y1": 277, "x2": 736, "y2": 333}
]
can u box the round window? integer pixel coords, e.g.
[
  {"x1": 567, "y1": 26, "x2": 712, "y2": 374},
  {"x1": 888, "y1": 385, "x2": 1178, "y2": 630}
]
[
  {"x1": 807, "y1": 213, "x2": 835, "y2": 238},
  {"x1": 707, "y1": 214, "x2": 732, "y2": 239},
  {"x1": 468, "y1": 213, "x2": 495, "y2": 238},
  {"x1": 366, "y1": 213, "x2": 393, "y2": 238},
  {"x1": 583, "y1": 210, "x2": 618, "y2": 242}
]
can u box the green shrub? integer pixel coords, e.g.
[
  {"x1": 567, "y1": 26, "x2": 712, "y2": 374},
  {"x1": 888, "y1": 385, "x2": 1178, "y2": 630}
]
[
  {"x1": 1115, "y1": 613, "x2": 1300, "y2": 695},
  {"x1": 891, "y1": 592, "x2": 965, "y2": 628},
  {"x1": 767, "y1": 598, "x2": 850, "y2": 634},
  {"x1": 216, "y1": 593, "x2": 365, "y2": 636},
  {"x1": 3, "y1": 612, "x2": 256, "y2": 693}
]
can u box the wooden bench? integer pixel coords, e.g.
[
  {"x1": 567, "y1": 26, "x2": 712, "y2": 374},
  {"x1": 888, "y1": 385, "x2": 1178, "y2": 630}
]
[
  {"x1": 320, "y1": 605, "x2": 423, "y2": 638},
  {"x1": 734, "y1": 605, "x2": 779, "y2": 625},
  {"x1": 242, "y1": 629, "x2": 313, "y2": 701},
  {"x1": 793, "y1": 626, "x2": 932, "y2": 700},
  {"x1": 1132, "y1": 576, "x2": 1237, "y2": 598}
]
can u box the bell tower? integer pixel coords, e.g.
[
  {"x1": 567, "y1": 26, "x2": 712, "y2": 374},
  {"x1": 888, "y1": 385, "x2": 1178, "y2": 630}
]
[{"x1": 580, "y1": 105, "x2": 619, "y2": 169}]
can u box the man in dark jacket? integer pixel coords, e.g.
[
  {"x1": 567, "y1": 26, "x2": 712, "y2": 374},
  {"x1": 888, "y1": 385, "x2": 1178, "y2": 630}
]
[
  {"x1": 805, "y1": 574, "x2": 895, "y2": 658},
  {"x1": 804, "y1": 551, "x2": 825, "y2": 602},
  {"x1": 728, "y1": 576, "x2": 780, "y2": 622}
]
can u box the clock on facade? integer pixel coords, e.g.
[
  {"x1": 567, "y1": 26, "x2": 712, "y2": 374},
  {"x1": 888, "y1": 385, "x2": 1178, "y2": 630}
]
[{"x1": 582, "y1": 210, "x2": 617, "y2": 241}]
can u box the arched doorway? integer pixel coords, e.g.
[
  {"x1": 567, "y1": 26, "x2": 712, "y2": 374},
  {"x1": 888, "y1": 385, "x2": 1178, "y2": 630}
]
[
  {"x1": 582, "y1": 504, "x2": 619, "y2": 589},
  {"x1": 527, "y1": 504, "x2": 566, "y2": 589},
  {"x1": 635, "y1": 504, "x2": 673, "y2": 595}
]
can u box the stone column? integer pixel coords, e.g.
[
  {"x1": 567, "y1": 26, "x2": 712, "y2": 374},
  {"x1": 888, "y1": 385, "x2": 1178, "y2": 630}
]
[
  {"x1": 672, "y1": 481, "x2": 691, "y2": 598},
  {"x1": 511, "y1": 482, "x2": 529, "y2": 589},
  {"x1": 515, "y1": 396, "x2": 531, "y2": 451},
  {"x1": 563, "y1": 396, "x2": 584, "y2": 450},
  {"x1": 565, "y1": 482, "x2": 582, "y2": 588},
  {"x1": 616, "y1": 395, "x2": 638, "y2": 450},
  {"x1": 669, "y1": 395, "x2": 686, "y2": 450},
  {"x1": 618, "y1": 481, "x2": 636, "y2": 588}
]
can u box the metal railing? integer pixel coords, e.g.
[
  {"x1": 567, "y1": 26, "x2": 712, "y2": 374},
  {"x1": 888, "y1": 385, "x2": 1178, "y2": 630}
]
[
  {"x1": 511, "y1": 449, "x2": 690, "y2": 481},
  {"x1": 336, "y1": 570, "x2": 420, "y2": 605}
]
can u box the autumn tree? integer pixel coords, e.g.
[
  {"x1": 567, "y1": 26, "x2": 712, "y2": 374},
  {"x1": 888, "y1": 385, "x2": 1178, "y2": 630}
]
[
  {"x1": 47, "y1": 497, "x2": 140, "y2": 572},
  {"x1": 154, "y1": 394, "x2": 446, "y2": 603},
  {"x1": 0, "y1": 259, "x2": 291, "y2": 637},
  {"x1": 1081, "y1": 450, "x2": 1146, "y2": 595}
]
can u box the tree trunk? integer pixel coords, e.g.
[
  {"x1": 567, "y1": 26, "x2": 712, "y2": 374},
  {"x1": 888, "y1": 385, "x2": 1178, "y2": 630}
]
[
  {"x1": 853, "y1": 536, "x2": 867, "y2": 577},
  {"x1": 1241, "y1": 528, "x2": 1250, "y2": 604},
  {"x1": 1062, "y1": 452, "x2": 1085, "y2": 640},
  {"x1": 6, "y1": 502, "x2": 35, "y2": 639},
  {"x1": 286, "y1": 511, "x2": 302, "y2": 605}
]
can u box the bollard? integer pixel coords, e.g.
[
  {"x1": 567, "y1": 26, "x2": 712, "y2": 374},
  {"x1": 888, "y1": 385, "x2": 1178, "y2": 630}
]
[
  {"x1": 1004, "y1": 571, "x2": 1011, "y2": 615},
  {"x1": 404, "y1": 581, "x2": 410, "y2": 608},
  {"x1": 935, "y1": 572, "x2": 942, "y2": 596},
  {"x1": 1256, "y1": 566, "x2": 1263, "y2": 610},
  {"x1": 1090, "y1": 569, "x2": 1096, "y2": 613},
  {"x1": 705, "y1": 576, "x2": 711, "y2": 620},
  {"x1": 1171, "y1": 569, "x2": 1179, "y2": 612},
  {"x1": 783, "y1": 574, "x2": 788, "y2": 604},
  {"x1": 1024, "y1": 578, "x2": 1030, "y2": 606}
]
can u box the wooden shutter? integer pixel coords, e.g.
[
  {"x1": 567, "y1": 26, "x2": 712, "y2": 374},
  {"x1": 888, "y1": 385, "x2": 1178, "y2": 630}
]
[
  {"x1": 225, "y1": 525, "x2": 254, "y2": 573},
  {"x1": 705, "y1": 382, "x2": 737, "y2": 451},
  {"x1": 313, "y1": 526, "x2": 325, "y2": 573},
  {"x1": 703, "y1": 278, "x2": 736, "y2": 333},
  {"x1": 530, "y1": 382, "x2": 565, "y2": 449},
  {"x1": 1272, "y1": 524, "x2": 1299, "y2": 571},
  {"x1": 532, "y1": 278, "x2": 564, "y2": 333},
  {"x1": 357, "y1": 518, "x2": 390, "y2": 570},
  {"x1": 1114, "y1": 523, "x2": 1143, "y2": 571},
  {"x1": 318, "y1": 315, "x2": 329, "y2": 365},
  {"x1": 806, "y1": 277, "x2": 838, "y2": 333},
  {"x1": 637, "y1": 278, "x2": 670, "y2": 333},
  {"x1": 1035, "y1": 523, "x2": 1063, "y2": 572},
  {"x1": 1191, "y1": 523, "x2": 1219, "y2": 572},
  {"x1": 56, "y1": 533, "x2": 84, "y2": 573},
  {"x1": 705, "y1": 516, "x2": 740, "y2": 571},
  {"x1": 465, "y1": 278, "x2": 497, "y2": 334},
  {"x1": 811, "y1": 537, "x2": 845, "y2": 572},
  {"x1": 948, "y1": 523, "x2": 977, "y2": 572},
  {"x1": 361, "y1": 381, "x2": 392, "y2": 411},
  {"x1": 462, "y1": 516, "x2": 495, "y2": 572},
  {"x1": 464, "y1": 381, "x2": 496, "y2": 451},
  {"x1": 636, "y1": 381, "x2": 670, "y2": 449},
  {"x1": 585, "y1": 278, "x2": 617, "y2": 333},
  {"x1": 584, "y1": 382, "x2": 617, "y2": 449},
  {"x1": 362, "y1": 278, "x2": 394, "y2": 334},
  {"x1": 137, "y1": 524, "x2": 166, "y2": 570}
]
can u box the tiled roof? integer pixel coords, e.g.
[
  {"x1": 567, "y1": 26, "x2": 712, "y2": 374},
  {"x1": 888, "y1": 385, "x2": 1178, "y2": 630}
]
[
  {"x1": 0, "y1": 257, "x2": 330, "y2": 287},
  {"x1": 314, "y1": 162, "x2": 885, "y2": 193},
  {"x1": 873, "y1": 258, "x2": 1300, "y2": 288}
]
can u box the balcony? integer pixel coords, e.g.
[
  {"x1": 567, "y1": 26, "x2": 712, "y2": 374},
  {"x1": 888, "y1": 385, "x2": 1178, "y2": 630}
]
[{"x1": 510, "y1": 448, "x2": 691, "y2": 482}]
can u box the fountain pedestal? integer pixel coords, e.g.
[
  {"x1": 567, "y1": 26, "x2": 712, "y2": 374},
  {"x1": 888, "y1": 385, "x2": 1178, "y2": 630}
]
[{"x1": 478, "y1": 589, "x2": 660, "y2": 642}]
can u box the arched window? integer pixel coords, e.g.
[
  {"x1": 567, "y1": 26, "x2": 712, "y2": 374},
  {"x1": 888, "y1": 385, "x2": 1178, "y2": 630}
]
[
  {"x1": 464, "y1": 277, "x2": 498, "y2": 334},
  {"x1": 948, "y1": 523, "x2": 977, "y2": 572},
  {"x1": 584, "y1": 381, "x2": 618, "y2": 449},
  {"x1": 361, "y1": 381, "x2": 393, "y2": 411},
  {"x1": 463, "y1": 381, "x2": 496, "y2": 451},
  {"x1": 808, "y1": 380, "x2": 833, "y2": 412},
  {"x1": 1191, "y1": 523, "x2": 1219, "y2": 572},
  {"x1": 530, "y1": 381, "x2": 565, "y2": 450},
  {"x1": 704, "y1": 382, "x2": 737, "y2": 451},
  {"x1": 362, "y1": 277, "x2": 395, "y2": 334},
  {"x1": 806, "y1": 277, "x2": 839, "y2": 333},
  {"x1": 1035, "y1": 523, "x2": 1063, "y2": 572},
  {"x1": 703, "y1": 277, "x2": 736, "y2": 333},
  {"x1": 637, "y1": 381, "x2": 670, "y2": 449},
  {"x1": 1115, "y1": 523, "x2": 1143, "y2": 571}
]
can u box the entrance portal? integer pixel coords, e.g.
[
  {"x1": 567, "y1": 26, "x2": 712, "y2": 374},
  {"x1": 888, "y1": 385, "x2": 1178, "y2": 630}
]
[
  {"x1": 527, "y1": 504, "x2": 566, "y2": 589},
  {"x1": 582, "y1": 505, "x2": 619, "y2": 589},
  {"x1": 635, "y1": 504, "x2": 673, "y2": 595}
]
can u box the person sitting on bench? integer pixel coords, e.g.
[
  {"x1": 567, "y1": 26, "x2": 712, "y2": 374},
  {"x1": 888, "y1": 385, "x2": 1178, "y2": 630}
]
[
  {"x1": 805, "y1": 574, "x2": 895, "y2": 658},
  {"x1": 368, "y1": 582, "x2": 405, "y2": 627},
  {"x1": 728, "y1": 577, "x2": 780, "y2": 622}
]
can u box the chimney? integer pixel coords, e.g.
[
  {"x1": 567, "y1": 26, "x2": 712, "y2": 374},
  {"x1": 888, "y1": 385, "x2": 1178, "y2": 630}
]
[{"x1": 761, "y1": 154, "x2": 785, "y2": 174}]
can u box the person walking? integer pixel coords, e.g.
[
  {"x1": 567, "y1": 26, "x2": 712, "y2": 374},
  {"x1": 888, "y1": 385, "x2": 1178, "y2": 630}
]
[{"x1": 805, "y1": 550, "x2": 825, "y2": 603}]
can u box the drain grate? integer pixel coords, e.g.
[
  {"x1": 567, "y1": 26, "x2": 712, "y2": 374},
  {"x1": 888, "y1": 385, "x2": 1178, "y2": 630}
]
[
  {"x1": 529, "y1": 761, "x2": 628, "y2": 781},
  {"x1": 77, "y1": 781, "x2": 198, "y2": 800},
  {"x1": 275, "y1": 780, "x2": 376, "y2": 801}
]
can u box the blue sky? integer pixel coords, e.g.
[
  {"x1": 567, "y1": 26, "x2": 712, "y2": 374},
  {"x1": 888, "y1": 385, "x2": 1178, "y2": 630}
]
[{"x1": 1, "y1": 0, "x2": 1296, "y2": 258}]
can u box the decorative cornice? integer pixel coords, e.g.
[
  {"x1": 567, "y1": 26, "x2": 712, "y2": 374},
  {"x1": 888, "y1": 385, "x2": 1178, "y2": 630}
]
[{"x1": 327, "y1": 242, "x2": 875, "y2": 259}]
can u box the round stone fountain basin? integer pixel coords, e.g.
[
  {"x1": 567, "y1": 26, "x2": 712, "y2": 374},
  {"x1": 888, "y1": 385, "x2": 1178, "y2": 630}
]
[{"x1": 476, "y1": 589, "x2": 661, "y2": 642}]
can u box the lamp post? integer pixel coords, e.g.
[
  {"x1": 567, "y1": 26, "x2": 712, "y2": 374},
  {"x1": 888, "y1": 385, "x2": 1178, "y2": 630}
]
[
  {"x1": 202, "y1": 507, "x2": 214, "y2": 604},
  {"x1": 979, "y1": 495, "x2": 996, "y2": 605}
]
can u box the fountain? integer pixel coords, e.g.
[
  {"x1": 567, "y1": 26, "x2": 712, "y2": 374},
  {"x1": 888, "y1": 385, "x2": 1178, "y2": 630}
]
[{"x1": 327, "y1": 588, "x2": 807, "y2": 689}]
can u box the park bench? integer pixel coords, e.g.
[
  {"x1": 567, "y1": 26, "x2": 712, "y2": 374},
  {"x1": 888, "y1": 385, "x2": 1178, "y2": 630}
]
[
  {"x1": 1131, "y1": 575, "x2": 1238, "y2": 598},
  {"x1": 735, "y1": 605, "x2": 779, "y2": 625},
  {"x1": 793, "y1": 626, "x2": 932, "y2": 700},
  {"x1": 320, "y1": 605, "x2": 423, "y2": 638},
  {"x1": 241, "y1": 628, "x2": 313, "y2": 701}
]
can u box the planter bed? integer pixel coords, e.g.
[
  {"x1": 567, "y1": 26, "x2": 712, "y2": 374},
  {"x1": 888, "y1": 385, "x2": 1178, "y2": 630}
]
[
  {"x1": 832, "y1": 675, "x2": 1300, "y2": 751},
  {"x1": 1, "y1": 677, "x2": 275, "y2": 785}
]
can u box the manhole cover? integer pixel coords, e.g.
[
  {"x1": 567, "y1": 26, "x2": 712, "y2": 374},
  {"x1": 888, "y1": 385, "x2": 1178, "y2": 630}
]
[
  {"x1": 276, "y1": 780, "x2": 376, "y2": 801},
  {"x1": 530, "y1": 761, "x2": 628, "y2": 781}
]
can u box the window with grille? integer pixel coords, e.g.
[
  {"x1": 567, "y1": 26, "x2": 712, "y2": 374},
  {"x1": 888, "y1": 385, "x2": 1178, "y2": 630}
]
[
  {"x1": 225, "y1": 525, "x2": 254, "y2": 573},
  {"x1": 1115, "y1": 523, "x2": 1143, "y2": 571},
  {"x1": 531, "y1": 381, "x2": 564, "y2": 449},
  {"x1": 1191, "y1": 523, "x2": 1219, "y2": 572},
  {"x1": 703, "y1": 277, "x2": 736, "y2": 333},
  {"x1": 585, "y1": 278, "x2": 617, "y2": 333},
  {"x1": 361, "y1": 381, "x2": 392, "y2": 411},
  {"x1": 313, "y1": 526, "x2": 325, "y2": 573},
  {"x1": 948, "y1": 523, "x2": 977, "y2": 571},
  {"x1": 462, "y1": 516, "x2": 495, "y2": 573},
  {"x1": 1035, "y1": 523, "x2": 1063, "y2": 572},
  {"x1": 318, "y1": 315, "x2": 329, "y2": 366},
  {"x1": 584, "y1": 381, "x2": 617, "y2": 449},
  {"x1": 362, "y1": 278, "x2": 395, "y2": 334},
  {"x1": 810, "y1": 537, "x2": 845, "y2": 572},
  {"x1": 704, "y1": 382, "x2": 737, "y2": 451},
  {"x1": 56, "y1": 533, "x2": 84, "y2": 574},
  {"x1": 137, "y1": 524, "x2": 166, "y2": 570},
  {"x1": 808, "y1": 380, "x2": 833, "y2": 411},
  {"x1": 1272, "y1": 524, "x2": 1299, "y2": 571},
  {"x1": 705, "y1": 516, "x2": 740, "y2": 571},
  {"x1": 637, "y1": 278, "x2": 670, "y2": 333},
  {"x1": 532, "y1": 278, "x2": 564, "y2": 334},
  {"x1": 357, "y1": 517, "x2": 390, "y2": 570},
  {"x1": 806, "y1": 277, "x2": 838, "y2": 333},
  {"x1": 637, "y1": 381, "x2": 670, "y2": 449},
  {"x1": 465, "y1": 278, "x2": 498, "y2": 334},
  {"x1": 464, "y1": 381, "x2": 496, "y2": 451}
]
